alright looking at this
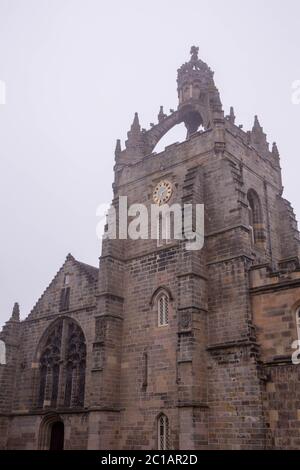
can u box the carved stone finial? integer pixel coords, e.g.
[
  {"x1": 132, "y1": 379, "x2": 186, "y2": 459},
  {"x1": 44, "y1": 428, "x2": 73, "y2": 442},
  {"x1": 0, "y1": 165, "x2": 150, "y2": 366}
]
[
  {"x1": 251, "y1": 115, "x2": 269, "y2": 154},
  {"x1": 272, "y1": 142, "x2": 280, "y2": 159},
  {"x1": 253, "y1": 115, "x2": 262, "y2": 130},
  {"x1": 229, "y1": 106, "x2": 236, "y2": 124},
  {"x1": 131, "y1": 112, "x2": 140, "y2": 132},
  {"x1": 11, "y1": 302, "x2": 20, "y2": 321},
  {"x1": 115, "y1": 139, "x2": 121, "y2": 158},
  {"x1": 158, "y1": 106, "x2": 166, "y2": 123},
  {"x1": 126, "y1": 112, "x2": 144, "y2": 151},
  {"x1": 190, "y1": 46, "x2": 199, "y2": 61}
]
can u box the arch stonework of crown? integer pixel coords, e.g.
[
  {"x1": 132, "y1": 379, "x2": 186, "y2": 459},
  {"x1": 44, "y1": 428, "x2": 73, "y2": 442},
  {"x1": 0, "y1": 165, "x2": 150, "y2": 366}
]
[
  {"x1": 116, "y1": 46, "x2": 275, "y2": 175},
  {"x1": 118, "y1": 46, "x2": 223, "y2": 162}
]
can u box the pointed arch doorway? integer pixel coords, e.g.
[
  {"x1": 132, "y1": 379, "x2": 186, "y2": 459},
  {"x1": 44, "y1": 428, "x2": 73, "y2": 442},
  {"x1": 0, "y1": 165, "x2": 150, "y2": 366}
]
[
  {"x1": 38, "y1": 414, "x2": 65, "y2": 450},
  {"x1": 49, "y1": 421, "x2": 64, "y2": 451}
]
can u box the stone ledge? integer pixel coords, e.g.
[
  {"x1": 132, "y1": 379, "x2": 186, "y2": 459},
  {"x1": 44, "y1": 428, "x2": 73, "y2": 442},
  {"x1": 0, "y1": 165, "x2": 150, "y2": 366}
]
[
  {"x1": 250, "y1": 278, "x2": 300, "y2": 295},
  {"x1": 177, "y1": 402, "x2": 209, "y2": 409},
  {"x1": 207, "y1": 340, "x2": 258, "y2": 352}
]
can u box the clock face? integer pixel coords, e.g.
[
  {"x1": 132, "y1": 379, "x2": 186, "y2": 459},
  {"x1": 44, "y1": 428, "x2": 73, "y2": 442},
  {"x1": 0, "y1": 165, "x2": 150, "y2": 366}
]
[{"x1": 153, "y1": 180, "x2": 173, "y2": 206}]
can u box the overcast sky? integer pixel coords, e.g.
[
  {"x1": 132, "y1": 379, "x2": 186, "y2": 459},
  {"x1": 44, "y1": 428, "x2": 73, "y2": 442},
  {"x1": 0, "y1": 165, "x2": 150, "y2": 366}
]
[{"x1": 0, "y1": 0, "x2": 299, "y2": 326}]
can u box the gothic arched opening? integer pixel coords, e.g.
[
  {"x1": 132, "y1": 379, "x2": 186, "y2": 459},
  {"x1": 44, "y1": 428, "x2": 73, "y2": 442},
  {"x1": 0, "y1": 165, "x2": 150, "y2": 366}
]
[
  {"x1": 50, "y1": 421, "x2": 65, "y2": 451},
  {"x1": 157, "y1": 414, "x2": 170, "y2": 450},
  {"x1": 153, "y1": 122, "x2": 187, "y2": 154},
  {"x1": 247, "y1": 189, "x2": 266, "y2": 248},
  {"x1": 36, "y1": 318, "x2": 86, "y2": 410},
  {"x1": 38, "y1": 413, "x2": 64, "y2": 450}
]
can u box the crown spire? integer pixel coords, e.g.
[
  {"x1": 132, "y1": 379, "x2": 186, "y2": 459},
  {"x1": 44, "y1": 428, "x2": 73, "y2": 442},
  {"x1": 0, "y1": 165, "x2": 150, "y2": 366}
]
[
  {"x1": 177, "y1": 46, "x2": 220, "y2": 137},
  {"x1": 190, "y1": 45, "x2": 199, "y2": 61},
  {"x1": 66, "y1": 253, "x2": 75, "y2": 262}
]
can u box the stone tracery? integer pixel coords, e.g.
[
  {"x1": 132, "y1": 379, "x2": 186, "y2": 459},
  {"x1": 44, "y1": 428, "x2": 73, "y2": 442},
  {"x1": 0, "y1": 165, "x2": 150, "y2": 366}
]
[{"x1": 37, "y1": 318, "x2": 86, "y2": 409}]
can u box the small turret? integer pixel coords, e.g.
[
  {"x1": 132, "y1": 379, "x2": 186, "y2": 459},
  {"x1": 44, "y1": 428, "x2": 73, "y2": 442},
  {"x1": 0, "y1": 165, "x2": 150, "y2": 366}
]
[
  {"x1": 0, "y1": 302, "x2": 21, "y2": 416},
  {"x1": 131, "y1": 112, "x2": 141, "y2": 133},
  {"x1": 253, "y1": 115, "x2": 262, "y2": 132},
  {"x1": 0, "y1": 302, "x2": 21, "y2": 350},
  {"x1": 125, "y1": 112, "x2": 145, "y2": 153}
]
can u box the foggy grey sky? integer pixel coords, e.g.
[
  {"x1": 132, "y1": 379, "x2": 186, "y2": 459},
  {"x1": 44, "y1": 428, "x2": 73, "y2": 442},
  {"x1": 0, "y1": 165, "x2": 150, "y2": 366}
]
[{"x1": 0, "y1": 0, "x2": 299, "y2": 326}]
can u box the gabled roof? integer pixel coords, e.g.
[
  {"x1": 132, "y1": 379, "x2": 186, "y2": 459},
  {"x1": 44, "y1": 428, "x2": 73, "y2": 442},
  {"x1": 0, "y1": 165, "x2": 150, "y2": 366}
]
[{"x1": 25, "y1": 254, "x2": 99, "y2": 320}]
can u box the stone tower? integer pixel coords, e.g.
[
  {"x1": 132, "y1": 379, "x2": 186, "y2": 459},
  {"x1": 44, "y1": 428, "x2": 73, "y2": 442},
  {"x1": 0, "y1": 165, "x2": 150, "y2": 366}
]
[{"x1": 1, "y1": 47, "x2": 300, "y2": 450}]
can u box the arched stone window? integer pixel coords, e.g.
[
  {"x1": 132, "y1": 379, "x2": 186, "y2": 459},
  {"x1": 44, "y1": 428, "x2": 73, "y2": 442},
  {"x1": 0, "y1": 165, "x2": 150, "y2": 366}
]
[
  {"x1": 157, "y1": 414, "x2": 170, "y2": 450},
  {"x1": 247, "y1": 189, "x2": 265, "y2": 247},
  {"x1": 158, "y1": 293, "x2": 169, "y2": 327},
  {"x1": 150, "y1": 287, "x2": 172, "y2": 327},
  {"x1": 0, "y1": 340, "x2": 6, "y2": 365},
  {"x1": 37, "y1": 318, "x2": 86, "y2": 409}
]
